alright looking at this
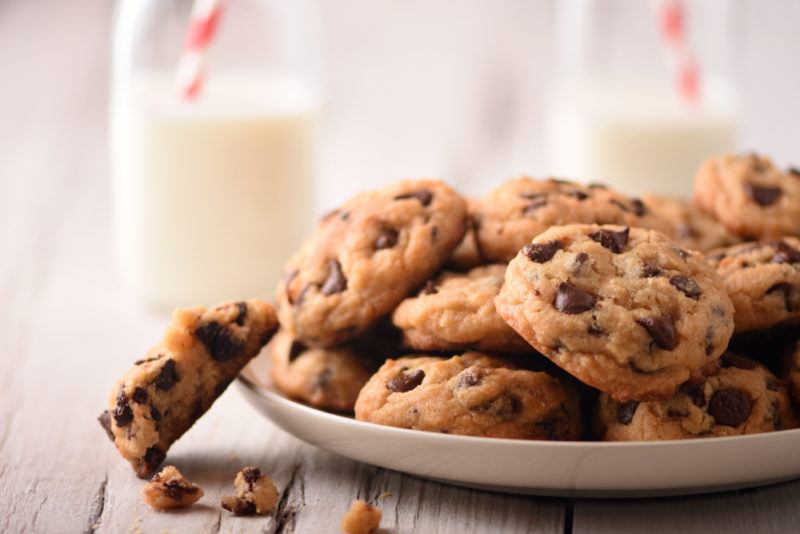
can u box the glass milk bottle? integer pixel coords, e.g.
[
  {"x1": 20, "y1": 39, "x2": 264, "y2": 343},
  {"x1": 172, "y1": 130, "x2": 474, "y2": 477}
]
[
  {"x1": 547, "y1": 0, "x2": 740, "y2": 196},
  {"x1": 111, "y1": 0, "x2": 320, "y2": 310}
]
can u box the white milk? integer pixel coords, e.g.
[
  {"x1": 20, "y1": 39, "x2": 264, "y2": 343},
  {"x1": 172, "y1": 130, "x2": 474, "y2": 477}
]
[
  {"x1": 111, "y1": 74, "x2": 319, "y2": 309},
  {"x1": 548, "y1": 80, "x2": 738, "y2": 196}
]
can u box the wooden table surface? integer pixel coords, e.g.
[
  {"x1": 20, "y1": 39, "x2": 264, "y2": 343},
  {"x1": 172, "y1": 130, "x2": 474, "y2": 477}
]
[{"x1": 3, "y1": 1, "x2": 800, "y2": 532}]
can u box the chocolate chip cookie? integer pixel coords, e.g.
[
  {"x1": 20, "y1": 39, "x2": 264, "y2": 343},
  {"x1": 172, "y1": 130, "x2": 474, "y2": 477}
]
[
  {"x1": 707, "y1": 238, "x2": 800, "y2": 333},
  {"x1": 471, "y1": 177, "x2": 674, "y2": 262},
  {"x1": 596, "y1": 354, "x2": 797, "y2": 440},
  {"x1": 269, "y1": 329, "x2": 382, "y2": 413},
  {"x1": 693, "y1": 153, "x2": 800, "y2": 239},
  {"x1": 277, "y1": 180, "x2": 467, "y2": 347},
  {"x1": 643, "y1": 194, "x2": 740, "y2": 252},
  {"x1": 99, "y1": 299, "x2": 279, "y2": 478},
  {"x1": 392, "y1": 265, "x2": 531, "y2": 354},
  {"x1": 781, "y1": 338, "x2": 800, "y2": 406},
  {"x1": 496, "y1": 224, "x2": 735, "y2": 401},
  {"x1": 354, "y1": 352, "x2": 582, "y2": 440}
]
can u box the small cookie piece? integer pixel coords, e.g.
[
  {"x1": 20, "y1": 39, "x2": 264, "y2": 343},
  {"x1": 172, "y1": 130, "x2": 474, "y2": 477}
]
[
  {"x1": 354, "y1": 353, "x2": 582, "y2": 440},
  {"x1": 277, "y1": 179, "x2": 467, "y2": 347},
  {"x1": 141, "y1": 466, "x2": 203, "y2": 511},
  {"x1": 341, "y1": 500, "x2": 382, "y2": 534},
  {"x1": 269, "y1": 329, "x2": 381, "y2": 412},
  {"x1": 693, "y1": 153, "x2": 800, "y2": 239},
  {"x1": 392, "y1": 265, "x2": 531, "y2": 354},
  {"x1": 472, "y1": 177, "x2": 673, "y2": 262},
  {"x1": 596, "y1": 355, "x2": 797, "y2": 440},
  {"x1": 642, "y1": 194, "x2": 740, "y2": 253},
  {"x1": 707, "y1": 238, "x2": 800, "y2": 333},
  {"x1": 99, "y1": 300, "x2": 279, "y2": 478},
  {"x1": 496, "y1": 224, "x2": 735, "y2": 401},
  {"x1": 221, "y1": 467, "x2": 279, "y2": 516}
]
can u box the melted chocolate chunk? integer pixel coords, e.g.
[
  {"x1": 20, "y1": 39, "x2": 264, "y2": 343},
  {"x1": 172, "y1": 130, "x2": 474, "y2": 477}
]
[
  {"x1": 589, "y1": 227, "x2": 630, "y2": 253},
  {"x1": 235, "y1": 301, "x2": 248, "y2": 326},
  {"x1": 670, "y1": 276, "x2": 702, "y2": 299},
  {"x1": 564, "y1": 189, "x2": 589, "y2": 200},
  {"x1": 375, "y1": 227, "x2": 399, "y2": 250},
  {"x1": 222, "y1": 498, "x2": 256, "y2": 516},
  {"x1": 141, "y1": 447, "x2": 166, "y2": 477},
  {"x1": 421, "y1": 280, "x2": 438, "y2": 295},
  {"x1": 680, "y1": 380, "x2": 707, "y2": 407},
  {"x1": 481, "y1": 393, "x2": 521, "y2": 421},
  {"x1": 455, "y1": 368, "x2": 482, "y2": 389},
  {"x1": 523, "y1": 197, "x2": 548, "y2": 215},
  {"x1": 242, "y1": 466, "x2": 262, "y2": 486},
  {"x1": 630, "y1": 198, "x2": 646, "y2": 216},
  {"x1": 196, "y1": 321, "x2": 243, "y2": 362},
  {"x1": 771, "y1": 241, "x2": 800, "y2": 264},
  {"x1": 617, "y1": 400, "x2": 640, "y2": 424},
  {"x1": 320, "y1": 259, "x2": 347, "y2": 295},
  {"x1": 745, "y1": 182, "x2": 782, "y2": 206},
  {"x1": 553, "y1": 282, "x2": 598, "y2": 314},
  {"x1": 288, "y1": 340, "x2": 308, "y2": 362},
  {"x1": 131, "y1": 387, "x2": 148, "y2": 404},
  {"x1": 387, "y1": 369, "x2": 425, "y2": 392},
  {"x1": 522, "y1": 240, "x2": 562, "y2": 263},
  {"x1": 153, "y1": 359, "x2": 179, "y2": 391},
  {"x1": 642, "y1": 264, "x2": 664, "y2": 278},
  {"x1": 394, "y1": 189, "x2": 433, "y2": 206},
  {"x1": 721, "y1": 354, "x2": 757, "y2": 370},
  {"x1": 150, "y1": 405, "x2": 161, "y2": 421},
  {"x1": 163, "y1": 479, "x2": 199, "y2": 501},
  {"x1": 636, "y1": 315, "x2": 678, "y2": 350},
  {"x1": 113, "y1": 388, "x2": 133, "y2": 427},
  {"x1": 98, "y1": 411, "x2": 114, "y2": 441},
  {"x1": 709, "y1": 388, "x2": 752, "y2": 427}
]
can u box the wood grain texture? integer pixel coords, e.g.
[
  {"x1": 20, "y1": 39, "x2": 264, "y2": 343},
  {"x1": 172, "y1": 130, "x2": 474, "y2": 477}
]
[{"x1": 1, "y1": 0, "x2": 800, "y2": 533}]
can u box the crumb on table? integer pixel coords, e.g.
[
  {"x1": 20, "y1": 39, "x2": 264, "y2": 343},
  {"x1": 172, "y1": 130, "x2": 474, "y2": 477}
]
[
  {"x1": 141, "y1": 465, "x2": 203, "y2": 511},
  {"x1": 341, "y1": 499, "x2": 382, "y2": 534},
  {"x1": 221, "y1": 466, "x2": 279, "y2": 515}
]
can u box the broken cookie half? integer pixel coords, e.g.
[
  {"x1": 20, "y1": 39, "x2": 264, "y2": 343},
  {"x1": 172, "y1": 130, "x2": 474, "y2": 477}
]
[{"x1": 98, "y1": 299, "x2": 279, "y2": 478}]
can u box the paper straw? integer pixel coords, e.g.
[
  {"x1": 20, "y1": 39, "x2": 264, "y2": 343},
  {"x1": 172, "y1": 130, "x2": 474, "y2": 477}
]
[
  {"x1": 175, "y1": 0, "x2": 225, "y2": 100},
  {"x1": 658, "y1": 0, "x2": 700, "y2": 105}
]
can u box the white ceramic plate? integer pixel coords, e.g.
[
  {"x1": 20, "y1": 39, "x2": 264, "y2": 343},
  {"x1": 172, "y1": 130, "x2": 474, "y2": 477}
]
[{"x1": 238, "y1": 354, "x2": 800, "y2": 498}]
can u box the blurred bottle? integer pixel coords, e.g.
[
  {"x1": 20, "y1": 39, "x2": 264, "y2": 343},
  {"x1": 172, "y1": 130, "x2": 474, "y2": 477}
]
[
  {"x1": 547, "y1": 0, "x2": 739, "y2": 196},
  {"x1": 111, "y1": 0, "x2": 320, "y2": 310}
]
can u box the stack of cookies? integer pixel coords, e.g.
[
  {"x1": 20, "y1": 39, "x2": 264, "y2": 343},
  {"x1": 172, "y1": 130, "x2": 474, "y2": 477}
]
[{"x1": 270, "y1": 153, "x2": 800, "y2": 442}]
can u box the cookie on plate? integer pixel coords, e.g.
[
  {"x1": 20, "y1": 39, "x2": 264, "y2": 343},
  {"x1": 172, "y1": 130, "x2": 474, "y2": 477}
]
[
  {"x1": 269, "y1": 329, "x2": 383, "y2": 413},
  {"x1": 392, "y1": 265, "x2": 531, "y2": 354},
  {"x1": 781, "y1": 338, "x2": 800, "y2": 405},
  {"x1": 495, "y1": 224, "x2": 735, "y2": 401},
  {"x1": 471, "y1": 177, "x2": 673, "y2": 262},
  {"x1": 354, "y1": 352, "x2": 582, "y2": 440},
  {"x1": 642, "y1": 194, "x2": 740, "y2": 253},
  {"x1": 99, "y1": 300, "x2": 279, "y2": 478},
  {"x1": 707, "y1": 238, "x2": 800, "y2": 333},
  {"x1": 693, "y1": 153, "x2": 800, "y2": 240},
  {"x1": 596, "y1": 354, "x2": 797, "y2": 440},
  {"x1": 277, "y1": 179, "x2": 467, "y2": 347}
]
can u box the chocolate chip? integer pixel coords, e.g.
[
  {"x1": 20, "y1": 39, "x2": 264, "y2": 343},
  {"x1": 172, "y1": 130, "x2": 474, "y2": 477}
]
[
  {"x1": 481, "y1": 393, "x2": 521, "y2": 421},
  {"x1": 113, "y1": 388, "x2": 133, "y2": 427},
  {"x1": 394, "y1": 189, "x2": 433, "y2": 206},
  {"x1": 455, "y1": 368, "x2": 482, "y2": 389},
  {"x1": 745, "y1": 182, "x2": 782, "y2": 206},
  {"x1": 163, "y1": 479, "x2": 199, "y2": 501},
  {"x1": 789, "y1": 167, "x2": 800, "y2": 177},
  {"x1": 195, "y1": 321, "x2": 243, "y2": 362},
  {"x1": 617, "y1": 401, "x2": 640, "y2": 424},
  {"x1": 564, "y1": 190, "x2": 589, "y2": 200},
  {"x1": 387, "y1": 369, "x2": 425, "y2": 392},
  {"x1": 771, "y1": 241, "x2": 800, "y2": 264},
  {"x1": 554, "y1": 282, "x2": 598, "y2": 314},
  {"x1": 721, "y1": 353, "x2": 757, "y2": 370},
  {"x1": 523, "y1": 197, "x2": 548, "y2": 215},
  {"x1": 636, "y1": 315, "x2": 678, "y2": 350},
  {"x1": 131, "y1": 387, "x2": 148, "y2": 404},
  {"x1": 589, "y1": 227, "x2": 630, "y2": 253},
  {"x1": 153, "y1": 359, "x2": 179, "y2": 390},
  {"x1": 709, "y1": 388, "x2": 752, "y2": 427},
  {"x1": 288, "y1": 341, "x2": 308, "y2": 362},
  {"x1": 535, "y1": 406, "x2": 571, "y2": 440},
  {"x1": 670, "y1": 276, "x2": 702, "y2": 299},
  {"x1": 242, "y1": 466, "x2": 262, "y2": 486},
  {"x1": 766, "y1": 283, "x2": 795, "y2": 311},
  {"x1": 222, "y1": 497, "x2": 256, "y2": 516},
  {"x1": 642, "y1": 264, "x2": 664, "y2": 278},
  {"x1": 375, "y1": 227, "x2": 399, "y2": 249},
  {"x1": 150, "y1": 405, "x2": 161, "y2": 421},
  {"x1": 766, "y1": 378, "x2": 781, "y2": 391},
  {"x1": 630, "y1": 198, "x2": 646, "y2": 216},
  {"x1": 141, "y1": 446, "x2": 166, "y2": 476},
  {"x1": 587, "y1": 322, "x2": 604, "y2": 336},
  {"x1": 98, "y1": 411, "x2": 114, "y2": 441},
  {"x1": 680, "y1": 380, "x2": 707, "y2": 407},
  {"x1": 421, "y1": 280, "x2": 438, "y2": 295},
  {"x1": 522, "y1": 240, "x2": 562, "y2": 263},
  {"x1": 312, "y1": 368, "x2": 333, "y2": 392},
  {"x1": 320, "y1": 259, "x2": 347, "y2": 295},
  {"x1": 235, "y1": 301, "x2": 248, "y2": 326}
]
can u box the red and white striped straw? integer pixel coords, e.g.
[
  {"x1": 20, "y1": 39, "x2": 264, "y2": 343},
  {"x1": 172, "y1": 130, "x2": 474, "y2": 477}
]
[
  {"x1": 175, "y1": 0, "x2": 225, "y2": 100},
  {"x1": 658, "y1": 0, "x2": 700, "y2": 105}
]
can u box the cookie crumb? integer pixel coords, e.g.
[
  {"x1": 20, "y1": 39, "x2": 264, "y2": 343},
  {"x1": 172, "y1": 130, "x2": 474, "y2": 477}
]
[
  {"x1": 141, "y1": 466, "x2": 203, "y2": 511},
  {"x1": 220, "y1": 466, "x2": 279, "y2": 516},
  {"x1": 340, "y1": 499, "x2": 382, "y2": 534}
]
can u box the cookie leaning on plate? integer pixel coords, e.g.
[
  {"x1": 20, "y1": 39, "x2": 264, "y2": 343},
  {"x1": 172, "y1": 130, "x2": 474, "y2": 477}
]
[
  {"x1": 354, "y1": 352, "x2": 582, "y2": 440},
  {"x1": 495, "y1": 224, "x2": 735, "y2": 401},
  {"x1": 596, "y1": 354, "x2": 797, "y2": 441},
  {"x1": 707, "y1": 238, "x2": 800, "y2": 333},
  {"x1": 392, "y1": 264, "x2": 531, "y2": 354},
  {"x1": 693, "y1": 153, "x2": 800, "y2": 240},
  {"x1": 277, "y1": 179, "x2": 467, "y2": 348},
  {"x1": 471, "y1": 177, "x2": 674, "y2": 262}
]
